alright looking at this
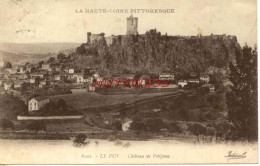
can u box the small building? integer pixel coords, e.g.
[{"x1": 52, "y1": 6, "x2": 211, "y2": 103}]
[
  {"x1": 139, "y1": 75, "x2": 151, "y2": 86},
  {"x1": 18, "y1": 66, "x2": 26, "y2": 73},
  {"x1": 122, "y1": 74, "x2": 135, "y2": 80},
  {"x1": 68, "y1": 68, "x2": 74, "y2": 74},
  {"x1": 29, "y1": 78, "x2": 36, "y2": 84},
  {"x1": 189, "y1": 72, "x2": 199, "y2": 78},
  {"x1": 4, "y1": 82, "x2": 13, "y2": 90},
  {"x1": 159, "y1": 72, "x2": 174, "y2": 80},
  {"x1": 19, "y1": 74, "x2": 28, "y2": 80},
  {"x1": 25, "y1": 64, "x2": 35, "y2": 72},
  {"x1": 30, "y1": 73, "x2": 43, "y2": 79},
  {"x1": 187, "y1": 78, "x2": 200, "y2": 84},
  {"x1": 28, "y1": 96, "x2": 49, "y2": 112},
  {"x1": 5, "y1": 68, "x2": 17, "y2": 74},
  {"x1": 88, "y1": 85, "x2": 95, "y2": 92},
  {"x1": 39, "y1": 80, "x2": 47, "y2": 88},
  {"x1": 9, "y1": 74, "x2": 20, "y2": 80},
  {"x1": 14, "y1": 80, "x2": 24, "y2": 89},
  {"x1": 93, "y1": 73, "x2": 100, "y2": 79},
  {"x1": 178, "y1": 80, "x2": 187, "y2": 88},
  {"x1": 42, "y1": 63, "x2": 51, "y2": 70},
  {"x1": 121, "y1": 118, "x2": 132, "y2": 131},
  {"x1": 76, "y1": 74, "x2": 84, "y2": 83},
  {"x1": 54, "y1": 75, "x2": 61, "y2": 81},
  {"x1": 54, "y1": 66, "x2": 62, "y2": 71},
  {"x1": 202, "y1": 84, "x2": 215, "y2": 93},
  {"x1": 200, "y1": 74, "x2": 210, "y2": 84}
]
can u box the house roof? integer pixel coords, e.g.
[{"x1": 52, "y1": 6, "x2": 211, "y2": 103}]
[
  {"x1": 4, "y1": 81, "x2": 13, "y2": 85},
  {"x1": 30, "y1": 96, "x2": 49, "y2": 102},
  {"x1": 200, "y1": 73, "x2": 209, "y2": 77},
  {"x1": 160, "y1": 72, "x2": 173, "y2": 75}
]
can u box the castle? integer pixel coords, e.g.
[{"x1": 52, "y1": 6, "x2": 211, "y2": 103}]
[
  {"x1": 86, "y1": 15, "x2": 237, "y2": 47},
  {"x1": 126, "y1": 14, "x2": 138, "y2": 35},
  {"x1": 87, "y1": 14, "x2": 139, "y2": 45}
]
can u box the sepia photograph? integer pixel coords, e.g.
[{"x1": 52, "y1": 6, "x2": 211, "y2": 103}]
[{"x1": 0, "y1": 0, "x2": 258, "y2": 164}]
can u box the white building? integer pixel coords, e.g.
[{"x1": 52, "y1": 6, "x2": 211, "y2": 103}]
[
  {"x1": 77, "y1": 75, "x2": 84, "y2": 83},
  {"x1": 69, "y1": 68, "x2": 74, "y2": 74},
  {"x1": 159, "y1": 72, "x2": 174, "y2": 80},
  {"x1": 42, "y1": 63, "x2": 51, "y2": 70},
  {"x1": 54, "y1": 75, "x2": 61, "y2": 81},
  {"x1": 121, "y1": 118, "x2": 132, "y2": 131},
  {"x1": 30, "y1": 78, "x2": 36, "y2": 84},
  {"x1": 200, "y1": 74, "x2": 210, "y2": 84},
  {"x1": 88, "y1": 85, "x2": 95, "y2": 92},
  {"x1": 28, "y1": 97, "x2": 49, "y2": 112},
  {"x1": 202, "y1": 84, "x2": 215, "y2": 93},
  {"x1": 178, "y1": 80, "x2": 187, "y2": 88},
  {"x1": 4, "y1": 82, "x2": 13, "y2": 90}
]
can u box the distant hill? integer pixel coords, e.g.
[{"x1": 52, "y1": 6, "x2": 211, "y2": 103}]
[
  {"x1": 0, "y1": 42, "x2": 81, "y2": 65},
  {"x1": 0, "y1": 50, "x2": 56, "y2": 65},
  {"x1": 0, "y1": 42, "x2": 81, "y2": 54}
]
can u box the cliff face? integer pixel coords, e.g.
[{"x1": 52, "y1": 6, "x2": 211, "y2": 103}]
[{"x1": 72, "y1": 30, "x2": 240, "y2": 76}]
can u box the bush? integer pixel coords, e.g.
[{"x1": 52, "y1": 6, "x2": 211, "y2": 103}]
[
  {"x1": 26, "y1": 121, "x2": 46, "y2": 133},
  {"x1": 167, "y1": 123, "x2": 182, "y2": 135},
  {"x1": 73, "y1": 134, "x2": 90, "y2": 147},
  {"x1": 112, "y1": 120, "x2": 122, "y2": 131},
  {"x1": 114, "y1": 139, "x2": 123, "y2": 146},
  {"x1": 0, "y1": 118, "x2": 14, "y2": 130},
  {"x1": 146, "y1": 118, "x2": 165, "y2": 132},
  {"x1": 107, "y1": 135, "x2": 116, "y2": 141},
  {"x1": 188, "y1": 124, "x2": 206, "y2": 137}
]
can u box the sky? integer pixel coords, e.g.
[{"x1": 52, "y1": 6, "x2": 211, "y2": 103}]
[{"x1": 0, "y1": 0, "x2": 257, "y2": 46}]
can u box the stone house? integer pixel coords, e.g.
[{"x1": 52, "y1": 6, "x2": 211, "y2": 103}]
[
  {"x1": 200, "y1": 74, "x2": 210, "y2": 84},
  {"x1": 178, "y1": 80, "x2": 187, "y2": 88},
  {"x1": 4, "y1": 81, "x2": 13, "y2": 90},
  {"x1": 28, "y1": 96, "x2": 49, "y2": 112},
  {"x1": 42, "y1": 63, "x2": 51, "y2": 70},
  {"x1": 159, "y1": 72, "x2": 174, "y2": 80}
]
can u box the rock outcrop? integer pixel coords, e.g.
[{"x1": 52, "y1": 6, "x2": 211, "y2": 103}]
[{"x1": 70, "y1": 29, "x2": 240, "y2": 76}]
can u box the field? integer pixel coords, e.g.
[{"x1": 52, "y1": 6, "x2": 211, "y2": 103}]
[{"x1": 49, "y1": 91, "x2": 180, "y2": 110}]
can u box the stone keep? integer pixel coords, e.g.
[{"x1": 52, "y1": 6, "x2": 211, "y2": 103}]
[{"x1": 126, "y1": 14, "x2": 138, "y2": 35}]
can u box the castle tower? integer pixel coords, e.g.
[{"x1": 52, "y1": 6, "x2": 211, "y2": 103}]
[{"x1": 126, "y1": 14, "x2": 138, "y2": 35}]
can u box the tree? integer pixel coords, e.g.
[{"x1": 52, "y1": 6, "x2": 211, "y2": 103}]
[
  {"x1": 47, "y1": 57, "x2": 55, "y2": 63},
  {"x1": 4, "y1": 61, "x2": 12, "y2": 68},
  {"x1": 226, "y1": 45, "x2": 257, "y2": 141},
  {"x1": 130, "y1": 117, "x2": 146, "y2": 137},
  {"x1": 188, "y1": 124, "x2": 206, "y2": 141},
  {"x1": 20, "y1": 82, "x2": 30, "y2": 92},
  {"x1": 112, "y1": 120, "x2": 122, "y2": 131},
  {"x1": 57, "y1": 53, "x2": 66, "y2": 61},
  {"x1": 57, "y1": 99, "x2": 68, "y2": 111},
  {"x1": 146, "y1": 118, "x2": 164, "y2": 132},
  {"x1": 35, "y1": 76, "x2": 41, "y2": 85},
  {"x1": 167, "y1": 123, "x2": 182, "y2": 136},
  {"x1": 38, "y1": 61, "x2": 44, "y2": 68}
]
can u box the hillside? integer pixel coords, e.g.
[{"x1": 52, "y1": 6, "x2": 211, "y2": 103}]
[{"x1": 68, "y1": 29, "x2": 240, "y2": 76}]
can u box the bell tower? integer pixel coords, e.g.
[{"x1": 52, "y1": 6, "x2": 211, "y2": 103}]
[{"x1": 126, "y1": 14, "x2": 138, "y2": 35}]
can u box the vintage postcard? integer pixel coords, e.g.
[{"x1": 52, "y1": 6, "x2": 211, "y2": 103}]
[{"x1": 0, "y1": 0, "x2": 258, "y2": 164}]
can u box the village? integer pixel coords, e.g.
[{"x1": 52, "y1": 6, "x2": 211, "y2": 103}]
[{"x1": 0, "y1": 15, "x2": 222, "y2": 142}]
